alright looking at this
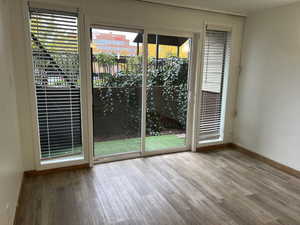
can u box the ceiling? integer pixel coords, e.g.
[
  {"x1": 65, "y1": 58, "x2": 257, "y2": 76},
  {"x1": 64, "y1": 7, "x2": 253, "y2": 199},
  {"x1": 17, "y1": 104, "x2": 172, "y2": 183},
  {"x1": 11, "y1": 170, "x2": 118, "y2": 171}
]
[{"x1": 140, "y1": 0, "x2": 300, "y2": 15}]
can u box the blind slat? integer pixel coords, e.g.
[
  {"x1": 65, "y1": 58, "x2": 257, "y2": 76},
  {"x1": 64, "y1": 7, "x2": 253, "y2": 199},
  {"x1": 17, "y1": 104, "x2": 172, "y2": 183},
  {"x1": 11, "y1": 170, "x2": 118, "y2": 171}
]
[
  {"x1": 30, "y1": 8, "x2": 82, "y2": 159},
  {"x1": 199, "y1": 30, "x2": 230, "y2": 141}
]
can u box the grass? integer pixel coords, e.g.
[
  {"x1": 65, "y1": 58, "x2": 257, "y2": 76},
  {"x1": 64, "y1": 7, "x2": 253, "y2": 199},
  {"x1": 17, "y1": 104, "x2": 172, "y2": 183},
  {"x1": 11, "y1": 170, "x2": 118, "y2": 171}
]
[
  {"x1": 94, "y1": 134, "x2": 186, "y2": 157},
  {"x1": 41, "y1": 134, "x2": 185, "y2": 159}
]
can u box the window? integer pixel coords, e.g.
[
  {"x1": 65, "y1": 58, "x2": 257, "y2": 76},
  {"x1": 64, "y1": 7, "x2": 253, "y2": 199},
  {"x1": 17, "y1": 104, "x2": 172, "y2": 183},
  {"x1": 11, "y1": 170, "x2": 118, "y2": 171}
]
[
  {"x1": 199, "y1": 30, "x2": 231, "y2": 141},
  {"x1": 29, "y1": 8, "x2": 82, "y2": 159}
]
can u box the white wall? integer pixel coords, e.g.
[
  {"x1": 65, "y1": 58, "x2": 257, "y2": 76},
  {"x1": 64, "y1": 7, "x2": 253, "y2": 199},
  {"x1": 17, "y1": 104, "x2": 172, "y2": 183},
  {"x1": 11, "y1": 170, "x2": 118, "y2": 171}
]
[
  {"x1": 14, "y1": 0, "x2": 244, "y2": 170},
  {"x1": 234, "y1": 2, "x2": 300, "y2": 171},
  {"x1": 0, "y1": 0, "x2": 24, "y2": 224}
]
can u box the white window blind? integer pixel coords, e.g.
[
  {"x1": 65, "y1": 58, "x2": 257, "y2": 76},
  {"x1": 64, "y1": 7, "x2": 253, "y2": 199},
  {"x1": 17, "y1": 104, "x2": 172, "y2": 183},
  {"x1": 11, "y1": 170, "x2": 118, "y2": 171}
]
[
  {"x1": 29, "y1": 8, "x2": 82, "y2": 159},
  {"x1": 199, "y1": 30, "x2": 230, "y2": 141}
]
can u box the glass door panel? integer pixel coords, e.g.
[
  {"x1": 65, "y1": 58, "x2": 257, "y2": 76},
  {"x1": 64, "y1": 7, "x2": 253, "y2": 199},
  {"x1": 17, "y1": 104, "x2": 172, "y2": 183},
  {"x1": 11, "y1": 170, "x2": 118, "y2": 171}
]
[
  {"x1": 145, "y1": 34, "x2": 191, "y2": 151},
  {"x1": 91, "y1": 28, "x2": 143, "y2": 158}
]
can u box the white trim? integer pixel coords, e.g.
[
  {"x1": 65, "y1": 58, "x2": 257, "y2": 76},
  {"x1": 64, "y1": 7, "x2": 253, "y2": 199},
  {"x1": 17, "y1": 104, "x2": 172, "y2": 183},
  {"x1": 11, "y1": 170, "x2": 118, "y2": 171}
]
[
  {"x1": 22, "y1": 1, "x2": 41, "y2": 170},
  {"x1": 24, "y1": 2, "x2": 88, "y2": 170},
  {"x1": 28, "y1": 1, "x2": 79, "y2": 13},
  {"x1": 88, "y1": 19, "x2": 194, "y2": 40},
  {"x1": 138, "y1": 0, "x2": 246, "y2": 17},
  {"x1": 94, "y1": 152, "x2": 141, "y2": 164},
  {"x1": 78, "y1": 8, "x2": 90, "y2": 166},
  {"x1": 141, "y1": 31, "x2": 148, "y2": 156},
  {"x1": 185, "y1": 38, "x2": 193, "y2": 148},
  {"x1": 219, "y1": 31, "x2": 231, "y2": 142},
  {"x1": 191, "y1": 26, "x2": 205, "y2": 152},
  {"x1": 85, "y1": 17, "x2": 94, "y2": 168},
  {"x1": 223, "y1": 29, "x2": 237, "y2": 143},
  {"x1": 195, "y1": 23, "x2": 234, "y2": 148},
  {"x1": 190, "y1": 33, "x2": 200, "y2": 152},
  {"x1": 88, "y1": 20, "x2": 144, "y2": 33},
  {"x1": 146, "y1": 28, "x2": 193, "y2": 38},
  {"x1": 94, "y1": 151, "x2": 140, "y2": 160},
  {"x1": 39, "y1": 158, "x2": 88, "y2": 170},
  {"x1": 91, "y1": 24, "x2": 143, "y2": 33},
  {"x1": 41, "y1": 154, "x2": 84, "y2": 165},
  {"x1": 207, "y1": 24, "x2": 232, "y2": 32},
  {"x1": 198, "y1": 138, "x2": 225, "y2": 147},
  {"x1": 143, "y1": 147, "x2": 189, "y2": 156}
]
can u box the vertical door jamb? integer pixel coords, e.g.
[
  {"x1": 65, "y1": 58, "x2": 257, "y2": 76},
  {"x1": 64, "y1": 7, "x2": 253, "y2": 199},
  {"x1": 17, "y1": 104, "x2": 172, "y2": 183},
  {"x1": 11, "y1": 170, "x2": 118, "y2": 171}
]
[
  {"x1": 141, "y1": 31, "x2": 148, "y2": 156},
  {"x1": 191, "y1": 24, "x2": 206, "y2": 152},
  {"x1": 85, "y1": 22, "x2": 94, "y2": 167},
  {"x1": 78, "y1": 9, "x2": 92, "y2": 166},
  {"x1": 185, "y1": 37, "x2": 195, "y2": 148}
]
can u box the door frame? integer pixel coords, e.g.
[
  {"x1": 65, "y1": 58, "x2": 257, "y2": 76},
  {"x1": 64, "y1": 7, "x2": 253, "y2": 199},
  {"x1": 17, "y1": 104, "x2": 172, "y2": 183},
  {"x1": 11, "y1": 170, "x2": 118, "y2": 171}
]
[
  {"x1": 88, "y1": 24, "x2": 199, "y2": 164},
  {"x1": 142, "y1": 30, "x2": 194, "y2": 154},
  {"x1": 89, "y1": 25, "x2": 144, "y2": 162}
]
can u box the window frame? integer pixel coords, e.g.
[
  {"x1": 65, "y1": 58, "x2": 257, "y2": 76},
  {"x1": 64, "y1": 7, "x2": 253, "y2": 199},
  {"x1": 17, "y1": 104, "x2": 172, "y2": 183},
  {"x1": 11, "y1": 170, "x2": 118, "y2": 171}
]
[
  {"x1": 23, "y1": 2, "x2": 89, "y2": 170},
  {"x1": 88, "y1": 24, "x2": 196, "y2": 164},
  {"x1": 23, "y1": 2, "x2": 239, "y2": 169},
  {"x1": 196, "y1": 23, "x2": 233, "y2": 148}
]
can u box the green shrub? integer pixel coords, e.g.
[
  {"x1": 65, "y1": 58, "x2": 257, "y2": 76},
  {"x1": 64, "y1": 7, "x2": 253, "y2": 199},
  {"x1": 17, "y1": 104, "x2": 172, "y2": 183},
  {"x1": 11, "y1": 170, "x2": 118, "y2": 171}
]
[{"x1": 94, "y1": 55, "x2": 188, "y2": 135}]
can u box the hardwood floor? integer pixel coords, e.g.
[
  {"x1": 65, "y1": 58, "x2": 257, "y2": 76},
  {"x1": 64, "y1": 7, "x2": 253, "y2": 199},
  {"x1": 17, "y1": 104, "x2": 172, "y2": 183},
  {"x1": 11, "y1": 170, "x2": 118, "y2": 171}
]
[{"x1": 15, "y1": 149, "x2": 300, "y2": 225}]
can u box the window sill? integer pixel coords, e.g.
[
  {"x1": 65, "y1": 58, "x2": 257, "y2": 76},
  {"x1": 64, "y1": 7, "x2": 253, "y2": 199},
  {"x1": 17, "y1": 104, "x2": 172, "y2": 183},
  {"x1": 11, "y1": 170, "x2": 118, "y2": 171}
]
[
  {"x1": 39, "y1": 154, "x2": 86, "y2": 170},
  {"x1": 198, "y1": 138, "x2": 224, "y2": 147},
  {"x1": 41, "y1": 154, "x2": 84, "y2": 165}
]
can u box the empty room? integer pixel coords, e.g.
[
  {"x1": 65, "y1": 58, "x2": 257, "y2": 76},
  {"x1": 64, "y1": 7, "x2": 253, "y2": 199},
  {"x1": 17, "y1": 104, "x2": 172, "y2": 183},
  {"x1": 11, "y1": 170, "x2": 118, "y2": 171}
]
[{"x1": 1, "y1": 0, "x2": 300, "y2": 224}]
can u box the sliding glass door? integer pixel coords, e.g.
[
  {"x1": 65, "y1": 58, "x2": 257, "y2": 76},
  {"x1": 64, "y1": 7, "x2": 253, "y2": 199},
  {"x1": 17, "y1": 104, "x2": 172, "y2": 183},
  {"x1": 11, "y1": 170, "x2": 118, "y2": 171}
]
[
  {"x1": 90, "y1": 27, "x2": 192, "y2": 160},
  {"x1": 91, "y1": 28, "x2": 143, "y2": 158},
  {"x1": 145, "y1": 34, "x2": 191, "y2": 151}
]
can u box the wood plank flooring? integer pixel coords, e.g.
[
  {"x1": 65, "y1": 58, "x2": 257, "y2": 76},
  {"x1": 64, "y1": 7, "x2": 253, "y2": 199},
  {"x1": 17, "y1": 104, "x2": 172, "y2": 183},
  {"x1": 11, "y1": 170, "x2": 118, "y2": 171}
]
[{"x1": 15, "y1": 149, "x2": 300, "y2": 225}]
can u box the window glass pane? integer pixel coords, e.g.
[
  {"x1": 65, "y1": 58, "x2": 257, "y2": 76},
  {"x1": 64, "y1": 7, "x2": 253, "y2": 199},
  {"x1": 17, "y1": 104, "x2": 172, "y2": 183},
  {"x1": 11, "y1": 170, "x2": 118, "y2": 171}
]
[
  {"x1": 29, "y1": 8, "x2": 82, "y2": 159},
  {"x1": 146, "y1": 34, "x2": 191, "y2": 151},
  {"x1": 199, "y1": 30, "x2": 230, "y2": 141},
  {"x1": 91, "y1": 28, "x2": 143, "y2": 157}
]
